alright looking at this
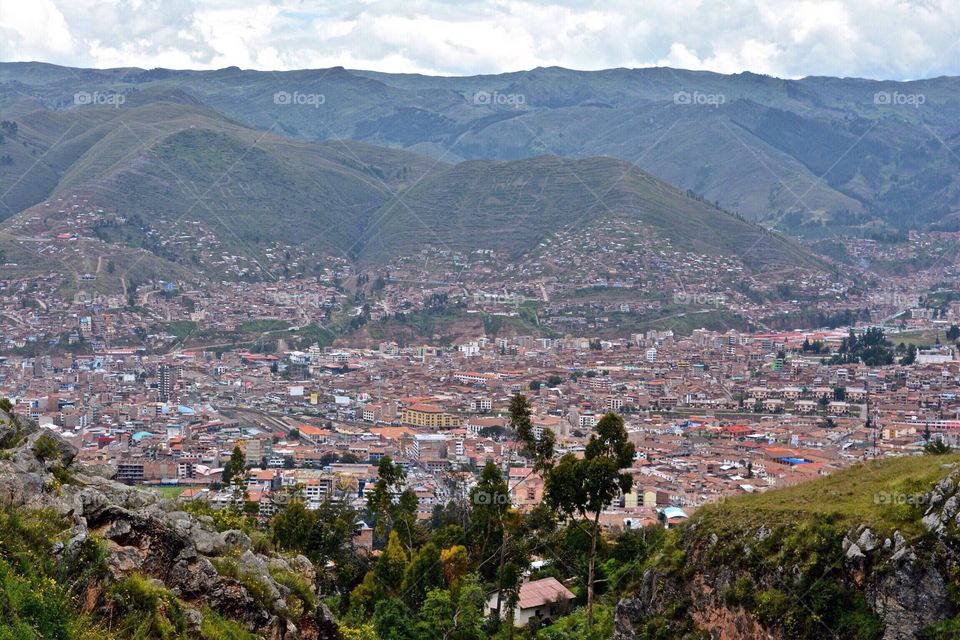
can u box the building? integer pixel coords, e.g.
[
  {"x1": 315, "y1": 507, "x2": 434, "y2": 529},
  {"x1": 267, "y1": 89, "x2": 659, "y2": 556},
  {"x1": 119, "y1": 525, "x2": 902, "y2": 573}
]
[
  {"x1": 486, "y1": 577, "x2": 575, "y2": 627},
  {"x1": 412, "y1": 433, "x2": 449, "y2": 463},
  {"x1": 157, "y1": 363, "x2": 180, "y2": 402},
  {"x1": 402, "y1": 403, "x2": 462, "y2": 429}
]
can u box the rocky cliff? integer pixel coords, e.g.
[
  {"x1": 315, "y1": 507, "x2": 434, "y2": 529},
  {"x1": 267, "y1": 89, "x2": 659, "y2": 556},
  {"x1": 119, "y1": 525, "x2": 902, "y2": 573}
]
[
  {"x1": 614, "y1": 457, "x2": 960, "y2": 640},
  {"x1": 0, "y1": 409, "x2": 339, "y2": 639}
]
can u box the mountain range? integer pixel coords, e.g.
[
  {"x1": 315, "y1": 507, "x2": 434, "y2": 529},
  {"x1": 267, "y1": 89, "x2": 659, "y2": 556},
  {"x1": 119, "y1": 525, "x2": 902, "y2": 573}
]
[
  {"x1": 0, "y1": 89, "x2": 818, "y2": 276},
  {"x1": 3, "y1": 62, "x2": 960, "y2": 235}
]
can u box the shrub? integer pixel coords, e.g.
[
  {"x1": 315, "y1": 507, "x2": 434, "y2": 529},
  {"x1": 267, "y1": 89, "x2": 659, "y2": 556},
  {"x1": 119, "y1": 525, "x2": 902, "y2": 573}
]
[
  {"x1": 200, "y1": 609, "x2": 258, "y2": 640},
  {"x1": 108, "y1": 573, "x2": 188, "y2": 639},
  {"x1": 270, "y1": 566, "x2": 316, "y2": 614},
  {"x1": 33, "y1": 433, "x2": 62, "y2": 461}
]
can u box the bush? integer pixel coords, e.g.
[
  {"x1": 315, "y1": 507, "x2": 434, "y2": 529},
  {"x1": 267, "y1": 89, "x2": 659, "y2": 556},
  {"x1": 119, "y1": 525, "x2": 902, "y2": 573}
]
[
  {"x1": 108, "y1": 573, "x2": 188, "y2": 639},
  {"x1": 199, "y1": 609, "x2": 258, "y2": 640},
  {"x1": 33, "y1": 433, "x2": 62, "y2": 461},
  {"x1": 270, "y1": 566, "x2": 316, "y2": 614}
]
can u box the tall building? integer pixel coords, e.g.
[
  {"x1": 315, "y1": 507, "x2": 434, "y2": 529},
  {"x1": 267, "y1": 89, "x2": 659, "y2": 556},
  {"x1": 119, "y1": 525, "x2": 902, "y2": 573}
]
[{"x1": 157, "y1": 363, "x2": 180, "y2": 402}]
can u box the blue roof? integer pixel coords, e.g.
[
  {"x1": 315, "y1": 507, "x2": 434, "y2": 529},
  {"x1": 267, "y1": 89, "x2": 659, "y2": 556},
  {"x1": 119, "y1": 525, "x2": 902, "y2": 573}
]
[
  {"x1": 662, "y1": 507, "x2": 688, "y2": 519},
  {"x1": 132, "y1": 431, "x2": 153, "y2": 441}
]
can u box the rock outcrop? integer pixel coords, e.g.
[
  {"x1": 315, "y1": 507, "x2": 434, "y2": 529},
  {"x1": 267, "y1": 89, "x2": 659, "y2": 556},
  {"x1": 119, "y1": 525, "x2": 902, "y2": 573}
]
[
  {"x1": 0, "y1": 409, "x2": 338, "y2": 640},
  {"x1": 614, "y1": 464, "x2": 960, "y2": 640}
]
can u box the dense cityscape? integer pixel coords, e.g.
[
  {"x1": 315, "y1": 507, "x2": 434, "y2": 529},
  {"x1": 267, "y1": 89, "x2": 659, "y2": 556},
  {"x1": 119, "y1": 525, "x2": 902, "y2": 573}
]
[{"x1": 4, "y1": 4, "x2": 960, "y2": 638}]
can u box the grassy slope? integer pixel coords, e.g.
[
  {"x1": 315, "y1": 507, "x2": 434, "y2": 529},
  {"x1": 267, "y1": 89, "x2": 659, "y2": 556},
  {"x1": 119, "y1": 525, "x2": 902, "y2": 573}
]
[
  {"x1": 701, "y1": 454, "x2": 960, "y2": 537},
  {"x1": 359, "y1": 154, "x2": 825, "y2": 270},
  {"x1": 1, "y1": 98, "x2": 827, "y2": 278},
  {"x1": 625, "y1": 455, "x2": 960, "y2": 640},
  {"x1": 6, "y1": 63, "x2": 959, "y2": 227}
]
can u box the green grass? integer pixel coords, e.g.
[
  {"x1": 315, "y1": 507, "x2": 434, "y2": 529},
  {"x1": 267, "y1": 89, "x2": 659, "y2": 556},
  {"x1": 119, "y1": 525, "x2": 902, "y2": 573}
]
[
  {"x1": 161, "y1": 321, "x2": 198, "y2": 342},
  {"x1": 138, "y1": 485, "x2": 186, "y2": 499},
  {"x1": 481, "y1": 312, "x2": 547, "y2": 337},
  {"x1": 635, "y1": 455, "x2": 960, "y2": 640},
  {"x1": 888, "y1": 329, "x2": 947, "y2": 348},
  {"x1": 359, "y1": 155, "x2": 824, "y2": 271},
  {"x1": 0, "y1": 501, "x2": 270, "y2": 640},
  {"x1": 701, "y1": 454, "x2": 960, "y2": 538},
  {"x1": 238, "y1": 319, "x2": 291, "y2": 333},
  {"x1": 289, "y1": 322, "x2": 335, "y2": 349},
  {"x1": 0, "y1": 506, "x2": 110, "y2": 640}
]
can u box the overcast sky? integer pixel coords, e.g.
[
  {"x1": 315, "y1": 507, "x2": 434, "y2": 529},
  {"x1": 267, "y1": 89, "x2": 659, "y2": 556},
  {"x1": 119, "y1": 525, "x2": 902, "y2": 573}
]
[{"x1": 1, "y1": 0, "x2": 958, "y2": 80}]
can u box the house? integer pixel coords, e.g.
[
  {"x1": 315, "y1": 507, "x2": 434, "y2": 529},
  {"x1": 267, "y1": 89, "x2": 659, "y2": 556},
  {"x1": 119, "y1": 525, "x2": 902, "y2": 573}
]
[{"x1": 486, "y1": 577, "x2": 575, "y2": 627}]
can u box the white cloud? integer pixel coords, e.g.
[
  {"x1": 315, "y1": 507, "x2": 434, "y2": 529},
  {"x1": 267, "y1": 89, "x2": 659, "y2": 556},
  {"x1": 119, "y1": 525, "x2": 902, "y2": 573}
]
[
  {"x1": 2, "y1": 0, "x2": 959, "y2": 79},
  {"x1": 0, "y1": 0, "x2": 76, "y2": 60}
]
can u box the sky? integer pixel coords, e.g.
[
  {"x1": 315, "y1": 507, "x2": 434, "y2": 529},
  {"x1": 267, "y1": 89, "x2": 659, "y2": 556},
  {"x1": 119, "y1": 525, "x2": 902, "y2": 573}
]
[{"x1": 1, "y1": 0, "x2": 959, "y2": 80}]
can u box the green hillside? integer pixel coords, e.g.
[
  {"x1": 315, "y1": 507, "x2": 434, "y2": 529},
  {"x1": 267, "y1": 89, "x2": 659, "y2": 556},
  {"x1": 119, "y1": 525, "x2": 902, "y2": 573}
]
[
  {"x1": 615, "y1": 454, "x2": 960, "y2": 640},
  {"x1": 359, "y1": 155, "x2": 823, "y2": 270},
  {"x1": 0, "y1": 98, "x2": 825, "y2": 276},
  {"x1": 4, "y1": 63, "x2": 959, "y2": 231}
]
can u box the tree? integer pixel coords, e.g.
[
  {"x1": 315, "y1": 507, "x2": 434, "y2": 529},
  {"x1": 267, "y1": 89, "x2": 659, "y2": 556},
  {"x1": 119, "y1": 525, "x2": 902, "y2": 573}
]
[
  {"x1": 509, "y1": 394, "x2": 533, "y2": 444},
  {"x1": 347, "y1": 529, "x2": 408, "y2": 617},
  {"x1": 440, "y1": 545, "x2": 470, "y2": 587},
  {"x1": 375, "y1": 530, "x2": 409, "y2": 589},
  {"x1": 469, "y1": 462, "x2": 509, "y2": 583},
  {"x1": 901, "y1": 344, "x2": 917, "y2": 365},
  {"x1": 925, "y1": 439, "x2": 952, "y2": 455},
  {"x1": 271, "y1": 499, "x2": 315, "y2": 551},
  {"x1": 418, "y1": 589, "x2": 455, "y2": 639},
  {"x1": 368, "y1": 455, "x2": 408, "y2": 542},
  {"x1": 221, "y1": 445, "x2": 246, "y2": 486},
  {"x1": 510, "y1": 393, "x2": 555, "y2": 471},
  {"x1": 305, "y1": 499, "x2": 365, "y2": 602},
  {"x1": 401, "y1": 542, "x2": 444, "y2": 611},
  {"x1": 419, "y1": 575, "x2": 486, "y2": 640},
  {"x1": 372, "y1": 597, "x2": 416, "y2": 640},
  {"x1": 544, "y1": 412, "x2": 635, "y2": 628}
]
